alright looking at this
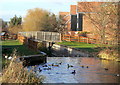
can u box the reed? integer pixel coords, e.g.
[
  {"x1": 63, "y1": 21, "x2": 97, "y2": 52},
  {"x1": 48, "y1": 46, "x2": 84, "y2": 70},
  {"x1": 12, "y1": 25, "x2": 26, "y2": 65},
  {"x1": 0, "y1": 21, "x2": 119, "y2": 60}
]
[{"x1": 1, "y1": 49, "x2": 43, "y2": 83}]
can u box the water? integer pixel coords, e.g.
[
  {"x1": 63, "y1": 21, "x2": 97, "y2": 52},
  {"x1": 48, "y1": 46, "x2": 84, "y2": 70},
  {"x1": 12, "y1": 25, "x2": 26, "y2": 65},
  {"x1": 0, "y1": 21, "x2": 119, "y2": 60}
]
[{"x1": 27, "y1": 57, "x2": 120, "y2": 83}]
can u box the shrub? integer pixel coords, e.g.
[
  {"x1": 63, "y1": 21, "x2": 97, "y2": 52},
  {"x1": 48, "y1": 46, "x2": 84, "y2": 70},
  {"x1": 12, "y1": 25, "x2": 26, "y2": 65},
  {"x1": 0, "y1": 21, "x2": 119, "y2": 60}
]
[
  {"x1": 98, "y1": 48, "x2": 119, "y2": 61},
  {"x1": 1, "y1": 50, "x2": 43, "y2": 83}
]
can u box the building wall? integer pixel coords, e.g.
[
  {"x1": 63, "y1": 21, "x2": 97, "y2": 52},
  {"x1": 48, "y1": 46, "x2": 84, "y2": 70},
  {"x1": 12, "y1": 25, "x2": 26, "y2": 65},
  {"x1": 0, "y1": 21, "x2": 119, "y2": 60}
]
[
  {"x1": 70, "y1": 5, "x2": 77, "y2": 15},
  {"x1": 59, "y1": 2, "x2": 118, "y2": 40},
  {"x1": 77, "y1": 2, "x2": 104, "y2": 12}
]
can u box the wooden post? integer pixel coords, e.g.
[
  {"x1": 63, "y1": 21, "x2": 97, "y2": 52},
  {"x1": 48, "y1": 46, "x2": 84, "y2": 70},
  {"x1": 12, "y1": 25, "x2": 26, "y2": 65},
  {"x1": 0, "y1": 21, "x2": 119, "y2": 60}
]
[
  {"x1": 69, "y1": 35, "x2": 71, "y2": 41},
  {"x1": 87, "y1": 37, "x2": 89, "y2": 44},
  {"x1": 60, "y1": 33, "x2": 62, "y2": 42},
  {"x1": 78, "y1": 36, "x2": 80, "y2": 42}
]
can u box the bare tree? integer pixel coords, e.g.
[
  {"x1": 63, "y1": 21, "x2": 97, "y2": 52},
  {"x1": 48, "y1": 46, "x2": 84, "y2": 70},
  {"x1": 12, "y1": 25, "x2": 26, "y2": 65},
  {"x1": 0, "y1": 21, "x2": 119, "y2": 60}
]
[{"x1": 78, "y1": 2, "x2": 119, "y2": 45}]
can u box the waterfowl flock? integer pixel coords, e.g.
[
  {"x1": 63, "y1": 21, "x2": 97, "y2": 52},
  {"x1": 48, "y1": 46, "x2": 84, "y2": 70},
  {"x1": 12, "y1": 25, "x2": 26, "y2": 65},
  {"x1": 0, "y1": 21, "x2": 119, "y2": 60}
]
[
  {"x1": 35, "y1": 62, "x2": 91, "y2": 75},
  {"x1": 31, "y1": 62, "x2": 119, "y2": 78}
]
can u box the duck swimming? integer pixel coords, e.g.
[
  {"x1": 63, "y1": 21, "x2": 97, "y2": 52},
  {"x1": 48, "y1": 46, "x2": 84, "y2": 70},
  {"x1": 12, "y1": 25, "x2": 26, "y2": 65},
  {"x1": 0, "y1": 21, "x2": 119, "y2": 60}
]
[
  {"x1": 81, "y1": 65, "x2": 84, "y2": 68},
  {"x1": 42, "y1": 65, "x2": 48, "y2": 67},
  {"x1": 104, "y1": 68, "x2": 108, "y2": 71},
  {"x1": 59, "y1": 62, "x2": 62, "y2": 65},
  {"x1": 39, "y1": 68, "x2": 42, "y2": 72},
  {"x1": 71, "y1": 70, "x2": 76, "y2": 74},
  {"x1": 51, "y1": 63, "x2": 59, "y2": 67},
  {"x1": 43, "y1": 67, "x2": 51, "y2": 70},
  {"x1": 67, "y1": 64, "x2": 73, "y2": 68},
  {"x1": 115, "y1": 74, "x2": 119, "y2": 77}
]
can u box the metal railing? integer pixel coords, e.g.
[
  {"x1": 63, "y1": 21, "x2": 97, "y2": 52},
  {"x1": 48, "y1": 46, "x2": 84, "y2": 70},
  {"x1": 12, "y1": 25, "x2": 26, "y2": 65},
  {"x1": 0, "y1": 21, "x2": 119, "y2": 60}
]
[{"x1": 18, "y1": 31, "x2": 61, "y2": 42}]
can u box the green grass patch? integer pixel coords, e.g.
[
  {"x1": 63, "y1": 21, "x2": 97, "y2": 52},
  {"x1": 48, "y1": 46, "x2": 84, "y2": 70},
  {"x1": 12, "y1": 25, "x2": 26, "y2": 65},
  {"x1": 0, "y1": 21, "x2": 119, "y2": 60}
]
[
  {"x1": 1, "y1": 40, "x2": 39, "y2": 68},
  {"x1": 1, "y1": 40, "x2": 38, "y2": 56},
  {"x1": 57, "y1": 41, "x2": 104, "y2": 53}
]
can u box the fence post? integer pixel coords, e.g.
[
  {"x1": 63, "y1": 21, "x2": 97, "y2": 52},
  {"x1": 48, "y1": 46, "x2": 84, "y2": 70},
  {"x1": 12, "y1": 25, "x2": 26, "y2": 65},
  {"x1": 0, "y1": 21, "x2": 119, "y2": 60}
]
[
  {"x1": 44, "y1": 32, "x2": 45, "y2": 41},
  {"x1": 60, "y1": 33, "x2": 62, "y2": 42},
  {"x1": 78, "y1": 36, "x2": 80, "y2": 42},
  {"x1": 69, "y1": 35, "x2": 71, "y2": 41},
  {"x1": 87, "y1": 37, "x2": 89, "y2": 44}
]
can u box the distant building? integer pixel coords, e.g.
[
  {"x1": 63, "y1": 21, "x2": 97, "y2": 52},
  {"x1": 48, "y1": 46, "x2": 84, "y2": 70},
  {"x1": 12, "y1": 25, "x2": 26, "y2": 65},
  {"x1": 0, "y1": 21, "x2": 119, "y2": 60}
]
[
  {"x1": 59, "y1": 2, "x2": 118, "y2": 39},
  {"x1": 59, "y1": 2, "x2": 104, "y2": 32}
]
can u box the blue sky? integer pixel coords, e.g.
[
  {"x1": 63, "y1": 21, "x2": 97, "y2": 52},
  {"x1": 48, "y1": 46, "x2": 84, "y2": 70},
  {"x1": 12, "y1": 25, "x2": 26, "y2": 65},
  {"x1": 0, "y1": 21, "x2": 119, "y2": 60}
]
[{"x1": 0, "y1": 0, "x2": 118, "y2": 21}]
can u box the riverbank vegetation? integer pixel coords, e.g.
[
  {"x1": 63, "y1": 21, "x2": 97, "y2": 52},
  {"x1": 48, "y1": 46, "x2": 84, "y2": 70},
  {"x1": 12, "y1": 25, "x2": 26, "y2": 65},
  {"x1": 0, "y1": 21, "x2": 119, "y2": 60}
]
[
  {"x1": 1, "y1": 40, "x2": 39, "y2": 67},
  {"x1": 1, "y1": 41, "x2": 43, "y2": 83},
  {"x1": 57, "y1": 41, "x2": 119, "y2": 61},
  {"x1": 80, "y1": 2, "x2": 119, "y2": 61},
  {"x1": 0, "y1": 50, "x2": 43, "y2": 83}
]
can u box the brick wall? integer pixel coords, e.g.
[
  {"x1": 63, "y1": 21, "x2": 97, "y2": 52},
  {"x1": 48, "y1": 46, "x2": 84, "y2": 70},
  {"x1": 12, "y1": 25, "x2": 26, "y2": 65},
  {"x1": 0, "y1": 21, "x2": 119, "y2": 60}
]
[
  {"x1": 70, "y1": 5, "x2": 77, "y2": 15},
  {"x1": 77, "y1": 2, "x2": 104, "y2": 12}
]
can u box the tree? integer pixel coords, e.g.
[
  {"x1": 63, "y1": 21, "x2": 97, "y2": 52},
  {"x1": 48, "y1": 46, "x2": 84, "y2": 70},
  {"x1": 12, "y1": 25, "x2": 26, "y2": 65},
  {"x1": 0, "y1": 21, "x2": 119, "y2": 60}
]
[
  {"x1": 80, "y1": 2, "x2": 119, "y2": 60},
  {"x1": 23, "y1": 8, "x2": 67, "y2": 32},
  {"x1": 54, "y1": 15, "x2": 67, "y2": 33},
  {"x1": 9, "y1": 15, "x2": 22, "y2": 27},
  {"x1": 23, "y1": 8, "x2": 56, "y2": 32},
  {"x1": 78, "y1": 2, "x2": 119, "y2": 45}
]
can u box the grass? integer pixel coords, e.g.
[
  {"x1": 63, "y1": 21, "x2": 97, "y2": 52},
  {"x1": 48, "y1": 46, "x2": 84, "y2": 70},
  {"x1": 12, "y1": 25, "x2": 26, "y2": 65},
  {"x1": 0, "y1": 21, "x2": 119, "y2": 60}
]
[
  {"x1": 57, "y1": 41, "x2": 105, "y2": 53},
  {"x1": 1, "y1": 40, "x2": 39, "y2": 68},
  {"x1": 0, "y1": 41, "x2": 43, "y2": 83},
  {"x1": 1, "y1": 40, "x2": 38, "y2": 56}
]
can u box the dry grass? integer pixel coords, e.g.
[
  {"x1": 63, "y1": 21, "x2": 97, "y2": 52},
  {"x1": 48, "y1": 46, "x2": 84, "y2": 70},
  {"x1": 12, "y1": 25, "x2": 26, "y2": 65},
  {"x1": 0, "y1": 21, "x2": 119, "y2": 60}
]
[
  {"x1": 0, "y1": 50, "x2": 43, "y2": 84},
  {"x1": 98, "y1": 48, "x2": 119, "y2": 61}
]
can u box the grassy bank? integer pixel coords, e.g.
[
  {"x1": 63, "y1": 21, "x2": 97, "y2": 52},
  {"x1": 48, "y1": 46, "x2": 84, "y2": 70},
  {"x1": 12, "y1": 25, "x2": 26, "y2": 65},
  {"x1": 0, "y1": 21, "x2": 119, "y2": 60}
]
[
  {"x1": 57, "y1": 41, "x2": 119, "y2": 61},
  {"x1": 57, "y1": 41, "x2": 103, "y2": 53},
  {"x1": 1, "y1": 40, "x2": 39, "y2": 68},
  {"x1": 1, "y1": 40, "x2": 43, "y2": 83},
  {"x1": 1, "y1": 40, "x2": 38, "y2": 56}
]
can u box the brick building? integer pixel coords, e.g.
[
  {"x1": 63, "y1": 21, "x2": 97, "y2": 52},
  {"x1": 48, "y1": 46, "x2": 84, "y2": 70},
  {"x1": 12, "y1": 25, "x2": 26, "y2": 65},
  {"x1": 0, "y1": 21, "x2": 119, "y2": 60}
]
[{"x1": 59, "y1": 2, "x2": 118, "y2": 39}]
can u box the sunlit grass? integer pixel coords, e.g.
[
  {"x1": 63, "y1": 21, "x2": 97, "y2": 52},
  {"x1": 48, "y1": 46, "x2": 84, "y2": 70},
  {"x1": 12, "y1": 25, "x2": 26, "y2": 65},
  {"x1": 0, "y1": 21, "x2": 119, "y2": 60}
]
[
  {"x1": 57, "y1": 41, "x2": 102, "y2": 53},
  {"x1": 1, "y1": 40, "x2": 38, "y2": 56}
]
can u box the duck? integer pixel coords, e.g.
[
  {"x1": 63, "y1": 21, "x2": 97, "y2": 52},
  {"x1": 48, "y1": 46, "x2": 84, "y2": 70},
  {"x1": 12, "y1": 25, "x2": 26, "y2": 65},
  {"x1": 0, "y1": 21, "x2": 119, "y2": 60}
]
[
  {"x1": 115, "y1": 74, "x2": 119, "y2": 77},
  {"x1": 53, "y1": 65, "x2": 59, "y2": 67},
  {"x1": 39, "y1": 68, "x2": 42, "y2": 72},
  {"x1": 52, "y1": 63, "x2": 54, "y2": 66},
  {"x1": 86, "y1": 66, "x2": 89, "y2": 68},
  {"x1": 42, "y1": 65, "x2": 47, "y2": 67},
  {"x1": 48, "y1": 64, "x2": 52, "y2": 66},
  {"x1": 59, "y1": 62, "x2": 62, "y2": 65},
  {"x1": 51, "y1": 63, "x2": 59, "y2": 67},
  {"x1": 43, "y1": 67, "x2": 51, "y2": 70},
  {"x1": 71, "y1": 70, "x2": 76, "y2": 74},
  {"x1": 81, "y1": 65, "x2": 84, "y2": 68},
  {"x1": 104, "y1": 68, "x2": 108, "y2": 71},
  {"x1": 67, "y1": 64, "x2": 73, "y2": 68}
]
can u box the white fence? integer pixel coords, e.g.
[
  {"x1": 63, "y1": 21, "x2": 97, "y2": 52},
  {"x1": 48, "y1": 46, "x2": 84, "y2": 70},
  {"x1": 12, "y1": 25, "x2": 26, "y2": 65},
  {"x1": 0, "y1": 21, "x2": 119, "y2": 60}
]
[{"x1": 18, "y1": 31, "x2": 61, "y2": 42}]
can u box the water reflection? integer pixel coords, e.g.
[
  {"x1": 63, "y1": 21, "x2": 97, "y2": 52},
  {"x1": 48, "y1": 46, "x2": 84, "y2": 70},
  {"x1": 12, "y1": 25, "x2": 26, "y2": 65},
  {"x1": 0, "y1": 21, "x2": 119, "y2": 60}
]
[{"x1": 27, "y1": 57, "x2": 120, "y2": 83}]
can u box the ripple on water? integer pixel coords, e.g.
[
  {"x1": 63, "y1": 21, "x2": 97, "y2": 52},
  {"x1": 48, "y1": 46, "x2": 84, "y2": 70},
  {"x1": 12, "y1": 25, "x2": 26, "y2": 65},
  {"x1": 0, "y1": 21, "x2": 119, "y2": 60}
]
[{"x1": 27, "y1": 57, "x2": 120, "y2": 83}]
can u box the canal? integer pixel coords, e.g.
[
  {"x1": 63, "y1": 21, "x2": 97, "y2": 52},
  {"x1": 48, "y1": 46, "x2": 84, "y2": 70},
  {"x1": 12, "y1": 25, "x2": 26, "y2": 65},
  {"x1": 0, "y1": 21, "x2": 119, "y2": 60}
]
[{"x1": 27, "y1": 57, "x2": 120, "y2": 83}]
